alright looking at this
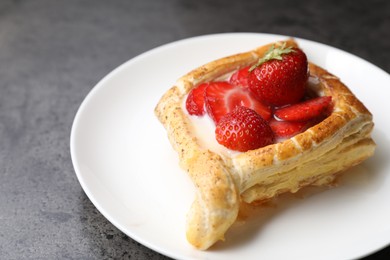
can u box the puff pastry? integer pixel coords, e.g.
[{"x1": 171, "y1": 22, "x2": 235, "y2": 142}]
[{"x1": 154, "y1": 39, "x2": 375, "y2": 250}]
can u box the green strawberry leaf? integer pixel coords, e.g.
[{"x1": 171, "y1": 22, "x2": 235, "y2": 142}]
[{"x1": 249, "y1": 43, "x2": 295, "y2": 72}]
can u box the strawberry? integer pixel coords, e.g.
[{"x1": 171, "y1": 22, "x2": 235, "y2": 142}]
[
  {"x1": 269, "y1": 118, "x2": 308, "y2": 139},
  {"x1": 274, "y1": 96, "x2": 333, "y2": 122},
  {"x1": 215, "y1": 106, "x2": 274, "y2": 152},
  {"x1": 229, "y1": 66, "x2": 250, "y2": 88},
  {"x1": 248, "y1": 43, "x2": 308, "y2": 106},
  {"x1": 204, "y1": 81, "x2": 271, "y2": 124},
  {"x1": 185, "y1": 83, "x2": 208, "y2": 116}
]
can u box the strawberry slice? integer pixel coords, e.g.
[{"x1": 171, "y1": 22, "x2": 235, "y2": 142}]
[
  {"x1": 229, "y1": 66, "x2": 250, "y2": 88},
  {"x1": 269, "y1": 118, "x2": 308, "y2": 139},
  {"x1": 204, "y1": 81, "x2": 271, "y2": 124},
  {"x1": 185, "y1": 83, "x2": 208, "y2": 116},
  {"x1": 274, "y1": 96, "x2": 333, "y2": 122},
  {"x1": 216, "y1": 106, "x2": 274, "y2": 152}
]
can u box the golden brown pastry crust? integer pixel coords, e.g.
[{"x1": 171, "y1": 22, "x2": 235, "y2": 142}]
[{"x1": 154, "y1": 39, "x2": 375, "y2": 250}]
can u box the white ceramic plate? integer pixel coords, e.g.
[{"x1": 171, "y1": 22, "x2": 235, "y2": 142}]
[{"x1": 70, "y1": 33, "x2": 390, "y2": 260}]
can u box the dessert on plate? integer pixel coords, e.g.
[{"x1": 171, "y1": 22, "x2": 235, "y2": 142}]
[{"x1": 154, "y1": 39, "x2": 375, "y2": 250}]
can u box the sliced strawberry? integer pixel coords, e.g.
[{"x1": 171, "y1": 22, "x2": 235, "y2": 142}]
[
  {"x1": 274, "y1": 96, "x2": 333, "y2": 122},
  {"x1": 269, "y1": 118, "x2": 308, "y2": 139},
  {"x1": 185, "y1": 83, "x2": 208, "y2": 116},
  {"x1": 229, "y1": 66, "x2": 250, "y2": 88},
  {"x1": 204, "y1": 81, "x2": 271, "y2": 124},
  {"x1": 216, "y1": 106, "x2": 274, "y2": 152}
]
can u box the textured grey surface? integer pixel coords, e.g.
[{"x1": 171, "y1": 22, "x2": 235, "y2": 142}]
[{"x1": 0, "y1": 0, "x2": 389, "y2": 259}]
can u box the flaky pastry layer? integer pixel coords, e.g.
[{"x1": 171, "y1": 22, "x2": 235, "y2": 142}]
[{"x1": 154, "y1": 39, "x2": 375, "y2": 250}]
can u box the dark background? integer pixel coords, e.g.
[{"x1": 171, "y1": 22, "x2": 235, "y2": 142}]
[{"x1": 0, "y1": 0, "x2": 389, "y2": 259}]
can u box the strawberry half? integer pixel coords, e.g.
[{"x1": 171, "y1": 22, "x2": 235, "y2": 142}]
[
  {"x1": 248, "y1": 44, "x2": 308, "y2": 106},
  {"x1": 274, "y1": 96, "x2": 333, "y2": 122},
  {"x1": 229, "y1": 66, "x2": 250, "y2": 89},
  {"x1": 204, "y1": 81, "x2": 271, "y2": 124},
  {"x1": 269, "y1": 118, "x2": 308, "y2": 139},
  {"x1": 185, "y1": 83, "x2": 208, "y2": 116},
  {"x1": 216, "y1": 106, "x2": 274, "y2": 152}
]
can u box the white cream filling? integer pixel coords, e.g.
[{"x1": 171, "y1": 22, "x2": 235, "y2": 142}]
[{"x1": 182, "y1": 74, "x2": 323, "y2": 158}]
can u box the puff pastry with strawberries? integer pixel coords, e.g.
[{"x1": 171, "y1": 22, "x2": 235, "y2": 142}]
[{"x1": 154, "y1": 39, "x2": 375, "y2": 250}]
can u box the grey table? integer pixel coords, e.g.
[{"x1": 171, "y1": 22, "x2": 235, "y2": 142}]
[{"x1": 1, "y1": 0, "x2": 389, "y2": 259}]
